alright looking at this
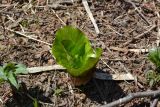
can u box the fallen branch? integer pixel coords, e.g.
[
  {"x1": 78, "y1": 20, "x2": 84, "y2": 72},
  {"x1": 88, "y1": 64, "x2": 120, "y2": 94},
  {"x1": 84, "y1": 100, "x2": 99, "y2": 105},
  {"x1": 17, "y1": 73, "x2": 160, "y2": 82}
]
[
  {"x1": 101, "y1": 89, "x2": 160, "y2": 107},
  {"x1": 27, "y1": 65, "x2": 134, "y2": 81}
]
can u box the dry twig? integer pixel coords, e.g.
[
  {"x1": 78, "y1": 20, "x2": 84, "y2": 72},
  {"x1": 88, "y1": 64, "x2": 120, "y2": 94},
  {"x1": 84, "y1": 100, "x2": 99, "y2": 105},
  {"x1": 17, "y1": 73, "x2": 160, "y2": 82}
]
[
  {"x1": 6, "y1": 28, "x2": 52, "y2": 46},
  {"x1": 101, "y1": 59, "x2": 118, "y2": 74},
  {"x1": 82, "y1": 0, "x2": 100, "y2": 34},
  {"x1": 104, "y1": 25, "x2": 123, "y2": 36},
  {"x1": 101, "y1": 90, "x2": 160, "y2": 107},
  {"x1": 51, "y1": 9, "x2": 66, "y2": 25},
  {"x1": 110, "y1": 46, "x2": 149, "y2": 53}
]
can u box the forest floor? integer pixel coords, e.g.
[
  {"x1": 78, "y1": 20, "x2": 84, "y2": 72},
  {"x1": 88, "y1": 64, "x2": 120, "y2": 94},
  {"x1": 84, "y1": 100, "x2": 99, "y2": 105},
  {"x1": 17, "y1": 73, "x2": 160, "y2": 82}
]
[{"x1": 0, "y1": 0, "x2": 160, "y2": 107}]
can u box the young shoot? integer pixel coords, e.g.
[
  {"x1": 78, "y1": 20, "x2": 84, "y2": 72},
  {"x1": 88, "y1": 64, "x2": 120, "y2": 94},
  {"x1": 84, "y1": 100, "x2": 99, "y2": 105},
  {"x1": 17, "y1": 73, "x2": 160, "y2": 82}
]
[
  {"x1": 51, "y1": 26, "x2": 102, "y2": 77},
  {"x1": 0, "y1": 63, "x2": 28, "y2": 89}
]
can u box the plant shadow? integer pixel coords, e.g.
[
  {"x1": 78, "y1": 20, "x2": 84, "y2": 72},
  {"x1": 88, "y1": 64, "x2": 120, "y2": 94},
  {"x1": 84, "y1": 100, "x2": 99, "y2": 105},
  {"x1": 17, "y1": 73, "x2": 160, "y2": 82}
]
[
  {"x1": 77, "y1": 69, "x2": 126, "y2": 104},
  {"x1": 5, "y1": 83, "x2": 52, "y2": 107}
]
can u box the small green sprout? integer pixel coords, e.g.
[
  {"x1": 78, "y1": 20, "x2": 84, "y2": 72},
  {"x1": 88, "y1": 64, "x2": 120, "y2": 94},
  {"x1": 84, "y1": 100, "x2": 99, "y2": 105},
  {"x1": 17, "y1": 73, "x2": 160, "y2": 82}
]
[
  {"x1": 146, "y1": 48, "x2": 160, "y2": 87},
  {"x1": 51, "y1": 26, "x2": 102, "y2": 77},
  {"x1": 0, "y1": 63, "x2": 28, "y2": 89},
  {"x1": 33, "y1": 98, "x2": 39, "y2": 107},
  {"x1": 54, "y1": 88, "x2": 63, "y2": 96},
  {"x1": 20, "y1": 19, "x2": 29, "y2": 28},
  {"x1": 146, "y1": 70, "x2": 160, "y2": 87}
]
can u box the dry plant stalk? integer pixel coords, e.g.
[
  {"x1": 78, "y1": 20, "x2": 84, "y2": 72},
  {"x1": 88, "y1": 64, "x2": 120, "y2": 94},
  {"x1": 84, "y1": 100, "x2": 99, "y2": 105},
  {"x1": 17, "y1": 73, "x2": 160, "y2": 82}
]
[{"x1": 101, "y1": 89, "x2": 160, "y2": 107}]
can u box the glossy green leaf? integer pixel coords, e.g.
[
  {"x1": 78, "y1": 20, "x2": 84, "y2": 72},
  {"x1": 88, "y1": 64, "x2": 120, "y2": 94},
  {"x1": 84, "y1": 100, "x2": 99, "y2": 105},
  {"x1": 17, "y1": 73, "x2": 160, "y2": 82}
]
[
  {"x1": 8, "y1": 71, "x2": 19, "y2": 89},
  {"x1": 14, "y1": 64, "x2": 28, "y2": 74},
  {"x1": 52, "y1": 26, "x2": 102, "y2": 77},
  {"x1": 148, "y1": 48, "x2": 160, "y2": 69}
]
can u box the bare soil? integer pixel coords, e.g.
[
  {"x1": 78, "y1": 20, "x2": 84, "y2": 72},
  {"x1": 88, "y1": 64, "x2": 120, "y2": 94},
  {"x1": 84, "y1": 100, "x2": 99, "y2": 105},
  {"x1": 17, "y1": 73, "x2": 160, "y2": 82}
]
[{"x1": 0, "y1": 0, "x2": 160, "y2": 107}]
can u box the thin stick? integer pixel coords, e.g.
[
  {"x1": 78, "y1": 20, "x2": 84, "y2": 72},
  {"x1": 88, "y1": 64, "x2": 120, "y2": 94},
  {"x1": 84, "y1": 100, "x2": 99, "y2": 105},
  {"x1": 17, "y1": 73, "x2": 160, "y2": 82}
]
[
  {"x1": 101, "y1": 90, "x2": 160, "y2": 107},
  {"x1": 27, "y1": 65, "x2": 65, "y2": 73},
  {"x1": 122, "y1": 25, "x2": 156, "y2": 47},
  {"x1": 104, "y1": 25, "x2": 123, "y2": 36},
  {"x1": 52, "y1": 9, "x2": 66, "y2": 26},
  {"x1": 82, "y1": 0, "x2": 100, "y2": 34},
  {"x1": 101, "y1": 59, "x2": 118, "y2": 74},
  {"x1": 110, "y1": 46, "x2": 149, "y2": 53},
  {"x1": 6, "y1": 28, "x2": 52, "y2": 46},
  {"x1": 102, "y1": 58, "x2": 145, "y2": 61}
]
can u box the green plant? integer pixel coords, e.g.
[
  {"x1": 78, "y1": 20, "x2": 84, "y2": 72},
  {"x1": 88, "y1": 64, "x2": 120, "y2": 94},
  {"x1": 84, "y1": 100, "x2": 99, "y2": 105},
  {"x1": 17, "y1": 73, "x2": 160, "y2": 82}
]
[
  {"x1": 51, "y1": 26, "x2": 102, "y2": 77},
  {"x1": 20, "y1": 19, "x2": 29, "y2": 28},
  {"x1": 54, "y1": 88, "x2": 63, "y2": 96},
  {"x1": 148, "y1": 48, "x2": 160, "y2": 70},
  {"x1": 0, "y1": 63, "x2": 28, "y2": 89},
  {"x1": 146, "y1": 70, "x2": 160, "y2": 87},
  {"x1": 146, "y1": 48, "x2": 160, "y2": 87},
  {"x1": 33, "y1": 98, "x2": 39, "y2": 107}
]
